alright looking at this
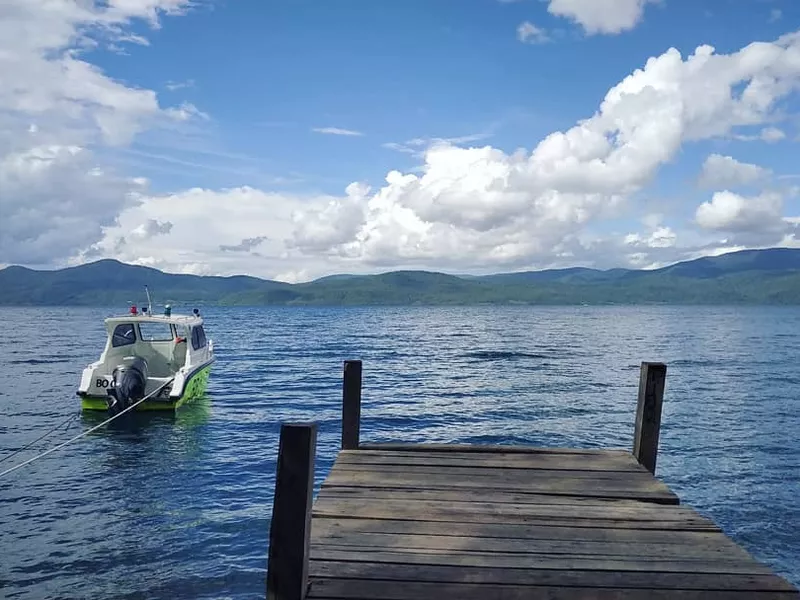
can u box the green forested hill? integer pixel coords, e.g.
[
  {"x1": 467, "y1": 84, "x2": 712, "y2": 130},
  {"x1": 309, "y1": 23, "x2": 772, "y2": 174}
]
[{"x1": 3, "y1": 249, "x2": 800, "y2": 306}]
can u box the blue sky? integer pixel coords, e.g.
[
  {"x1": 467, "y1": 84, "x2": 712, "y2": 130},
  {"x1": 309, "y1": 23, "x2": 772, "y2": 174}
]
[
  {"x1": 95, "y1": 0, "x2": 798, "y2": 194},
  {"x1": 2, "y1": 0, "x2": 800, "y2": 280}
]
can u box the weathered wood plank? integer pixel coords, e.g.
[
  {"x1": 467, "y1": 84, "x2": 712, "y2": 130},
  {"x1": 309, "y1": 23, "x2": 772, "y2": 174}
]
[
  {"x1": 308, "y1": 561, "x2": 799, "y2": 592},
  {"x1": 307, "y1": 578, "x2": 799, "y2": 600},
  {"x1": 322, "y1": 470, "x2": 679, "y2": 504},
  {"x1": 341, "y1": 360, "x2": 362, "y2": 451},
  {"x1": 311, "y1": 518, "x2": 725, "y2": 543},
  {"x1": 317, "y1": 486, "x2": 674, "y2": 507},
  {"x1": 308, "y1": 546, "x2": 776, "y2": 574},
  {"x1": 633, "y1": 361, "x2": 667, "y2": 474},
  {"x1": 336, "y1": 449, "x2": 647, "y2": 472},
  {"x1": 310, "y1": 531, "x2": 753, "y2": 561},
  {"x1": 267, "y1": 423, "x2": 318, "y2": 600},
  {"x1": 313, "y1": 496, "x2": 708, "y2": 523},
  {"x1": 359, "y1": 442, "x2": 631, "y2": 456},
  {"x1": 312, "y1": 507, "x2": 718, "y2": 530},
  {"x1": 332, "y1": 463, "x2": 665, "y2": 480},
  {"x1": 325, "y1": 465, "x2": 670, "y2": 487}
]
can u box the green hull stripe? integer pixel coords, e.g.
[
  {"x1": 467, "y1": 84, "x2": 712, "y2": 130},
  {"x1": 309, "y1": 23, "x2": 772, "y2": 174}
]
[{"x1": 81, "y1": 363, "x2": 212, "y2": 412}]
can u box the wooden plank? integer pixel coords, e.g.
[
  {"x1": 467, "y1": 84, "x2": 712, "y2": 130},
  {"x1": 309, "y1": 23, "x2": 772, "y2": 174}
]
[
  {"x1": 313, "y1": 496, "x2": 709, "y2": 523},
  {"x1": 310, "y1": 518, "x2": 725, "y2": 543},
  {"x1": 360, "y1": 442, "x2": 632, "y2": 456},
  {"x1": 633, "y1": 362, "x2": 667, "y2": 474},
  {"x1": 317, "y1": 486, "x2": 675, "y2": 507},
  {"x1": 335, "y1": 449, "x2": 647, "y2": 472},
  {"x1": 341, "y1": 360, "x2": 361, "y2": 451},
  {"x1": 310, "y1": 531, "x2": 754, "y2": 561},
  {"x1": 308, "y1": 561, "x2": 799, "y2": 592},
  {"x1": 308, "y1": 546, "x2": 776, "y2": 574},
  {"x1": 267, "y1": 423, "x2": 318, "y2": 600},
  {"x1": 312, "y1": 508, "x2": 718, "y2": 531},
  {"x1": 322, "y1": 470, "x2": 679, "y2": 504},
  {"x1": 307, "y1": 578, "x2": 799, "y2": 599},
  {"x1": 331, "y1": 463, "x2": 663, "y2": 480}
]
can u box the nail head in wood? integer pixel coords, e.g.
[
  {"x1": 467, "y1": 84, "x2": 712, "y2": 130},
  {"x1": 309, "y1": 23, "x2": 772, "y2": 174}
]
[
  {"x1": 633, "y1": 362, "x2": 667, "y2": 475},
  {"x1": 342, "y1": 359, "x2": 362, "y2": 450},
  {"x1": 267, "y1": 422, "x2": 317, "y2": 600}
]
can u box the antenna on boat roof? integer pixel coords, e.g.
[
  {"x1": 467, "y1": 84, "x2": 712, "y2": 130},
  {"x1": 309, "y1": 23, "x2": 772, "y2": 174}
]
[{"x1": 145, "y1": 285, "x2": 153, "y2": 314}]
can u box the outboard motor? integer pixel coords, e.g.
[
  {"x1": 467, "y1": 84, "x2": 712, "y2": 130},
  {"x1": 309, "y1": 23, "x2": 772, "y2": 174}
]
[{"x1": 106, "y1": 356, "x2": 148, "y2": 415}]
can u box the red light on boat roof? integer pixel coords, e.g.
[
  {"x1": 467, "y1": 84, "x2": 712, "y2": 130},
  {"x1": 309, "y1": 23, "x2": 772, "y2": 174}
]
[{"x1": 130, "y1": 304, "x2": 137, "y2": 315}]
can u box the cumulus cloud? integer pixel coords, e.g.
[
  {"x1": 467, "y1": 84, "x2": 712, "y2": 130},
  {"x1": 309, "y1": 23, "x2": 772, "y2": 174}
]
[
  {"x1": 517, "y1": 22, "x2": 550, "y2": 44},
  {"x1": 0, "y1": 0, "x2": 205, "y2": 265},
  {"x1": 546, "y1": 0, "x2": 657, "y2": 35},
  {"x1": 694, "y1": 190, "x2": 799, "y2": 247},
  {"x1": 698, "y1": 154, "x2": 772, "y2": 188}
]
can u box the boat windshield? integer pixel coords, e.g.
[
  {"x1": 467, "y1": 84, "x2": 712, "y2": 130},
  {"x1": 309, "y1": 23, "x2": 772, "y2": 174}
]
[{"x1": 138, "y1": 321, "x2": 174, "y2": 342}]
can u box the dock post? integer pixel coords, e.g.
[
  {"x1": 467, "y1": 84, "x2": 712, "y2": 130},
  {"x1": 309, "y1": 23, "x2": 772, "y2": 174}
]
[
  {"x1": 341, "y1": 359, "x2": 362, "y2": 450},
  {"x1": 633, "y1": 362, "x2": 667, "y2": 474},
  {"x1": 266, "y1": 423, "x2": 317, "y2": 600}
]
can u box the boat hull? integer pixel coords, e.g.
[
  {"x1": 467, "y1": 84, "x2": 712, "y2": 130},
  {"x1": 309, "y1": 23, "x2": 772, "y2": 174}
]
[{"x1": 79, "y1": 363, "x2": 212, "y2": 412}]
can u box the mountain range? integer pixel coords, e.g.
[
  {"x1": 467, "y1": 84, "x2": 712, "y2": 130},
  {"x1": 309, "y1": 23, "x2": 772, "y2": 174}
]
[{"x1": 3, "y1": 248, "x2": 800, "y2": 306}]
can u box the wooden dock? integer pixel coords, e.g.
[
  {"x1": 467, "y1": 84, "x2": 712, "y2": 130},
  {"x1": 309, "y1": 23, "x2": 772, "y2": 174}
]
[{"x1": 266, "y1": 360, "x2": 800, "y2": 600}]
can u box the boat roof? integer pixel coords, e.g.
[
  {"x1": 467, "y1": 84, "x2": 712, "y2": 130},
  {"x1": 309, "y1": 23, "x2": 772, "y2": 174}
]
[{"x1": 104, "y1": 312, "x2": 204, "y2": 327}]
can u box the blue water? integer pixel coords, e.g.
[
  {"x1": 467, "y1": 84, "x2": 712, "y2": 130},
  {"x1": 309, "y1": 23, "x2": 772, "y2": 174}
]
[{"x1": 0, "y1": 305, "x2": 798, "y2": 599}]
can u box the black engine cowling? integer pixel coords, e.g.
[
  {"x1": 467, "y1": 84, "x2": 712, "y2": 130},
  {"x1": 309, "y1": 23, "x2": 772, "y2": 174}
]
[{"x1": 106, "y1": 357, "x2": 148, "y2": 414}]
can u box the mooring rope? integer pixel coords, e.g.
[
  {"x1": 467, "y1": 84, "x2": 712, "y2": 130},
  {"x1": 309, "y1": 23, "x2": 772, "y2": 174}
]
[
  {"x1": 0, "y1": 377, "x2": 175, "y2": 480},
  {"x1": 0, "y1": 413, "x2": 78, "y2": 465}
]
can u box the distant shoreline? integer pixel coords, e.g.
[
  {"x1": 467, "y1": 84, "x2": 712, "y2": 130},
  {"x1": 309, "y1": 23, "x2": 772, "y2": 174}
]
[{"x1": 4, "y1": 248, "x2": 800, "y2": 306}]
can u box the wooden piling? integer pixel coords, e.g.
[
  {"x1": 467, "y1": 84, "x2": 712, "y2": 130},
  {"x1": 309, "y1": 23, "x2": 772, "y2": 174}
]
[
  {"x1": 341, "y1": 359, "x2": 362, "y2": 450},
  {"x1": 633, "y1": 361, "x2": 667, "y2": 474},
  {"x1": 267, "y1": 423, "x2": 317, "y2": 600}
]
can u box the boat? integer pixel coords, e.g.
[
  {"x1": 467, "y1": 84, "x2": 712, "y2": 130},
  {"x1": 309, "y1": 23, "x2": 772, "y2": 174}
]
[{"x1": 76, "y1": 290, "x2": 214, "y2": 412}]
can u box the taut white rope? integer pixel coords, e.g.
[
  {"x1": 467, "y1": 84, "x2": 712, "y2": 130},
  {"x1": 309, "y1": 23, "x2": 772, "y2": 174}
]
[{"x1": 0, "y1": 377, "x2": 175, "y2": 480}]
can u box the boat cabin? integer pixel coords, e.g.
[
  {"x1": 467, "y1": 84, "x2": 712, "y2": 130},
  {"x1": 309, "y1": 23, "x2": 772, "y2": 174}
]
[{"x1": 102, "y1": 313, "x2": 209, "y2": 380}]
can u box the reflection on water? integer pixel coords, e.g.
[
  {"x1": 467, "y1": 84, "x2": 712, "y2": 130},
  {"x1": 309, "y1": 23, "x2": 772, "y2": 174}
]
[{"x1": 1, "y1": 305, "x2": 799, "y2": 599}]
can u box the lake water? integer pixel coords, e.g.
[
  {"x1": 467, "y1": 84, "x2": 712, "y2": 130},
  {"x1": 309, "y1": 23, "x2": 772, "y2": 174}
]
[{"x1": 0, "y1": 305, "x2": 798, "y2": 599}]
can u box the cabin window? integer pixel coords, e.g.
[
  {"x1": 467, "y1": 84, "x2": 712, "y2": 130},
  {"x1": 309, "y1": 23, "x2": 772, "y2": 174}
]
[
  {"x1": 111, "y1": 323, "x2": 136, "y2": 347},
  {"x1": 191, "y1": 325, "x2": 207, "y2": 350},
  {"x1": 138, "y1": 322, "x2": 174, "y2": 342}
]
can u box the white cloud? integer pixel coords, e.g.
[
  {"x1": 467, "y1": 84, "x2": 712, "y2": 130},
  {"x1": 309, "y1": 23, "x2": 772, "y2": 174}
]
[
  {"x1": 517, "y1": 21, "x2": 550, "y2": 44},
  {"x1": 624, "y1": 226, "x2": 677, "y2": 249},
  {"x1": 311, "y1": 127, "x2": 364, "y2": 136},
  {"x1": 0, "y1": 0, "x2": 205, "y2": 264},
  {"x1": 695, "y1": 190, "x2": 788, "y2": 235},
  {"x1": 547, "y1": 0, "x2": 657, "y2": 35},
  {"x1": 698, "y1": 154, "x2": 772, "y2": 188},
  {"x1": 769, "y1": 8, "x2": 782, "y2": 23},
  {"x1": 760, "y1": 126, "x2": 786, "y2": 142},
  {"x1": 165, "y1": 79, "x2": 195, "y2": 91},
  {"x1": 733, "y1": 126, "x2": 788, "y2": 142},
  {"x1": 382, "y1": 133, "x2": 493, "y2": 158}
]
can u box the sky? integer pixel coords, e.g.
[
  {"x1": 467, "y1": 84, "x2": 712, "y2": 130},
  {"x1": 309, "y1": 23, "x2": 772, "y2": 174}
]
[{"x1": 2, "y1": 0, "x2": 800, "y2": 282}]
